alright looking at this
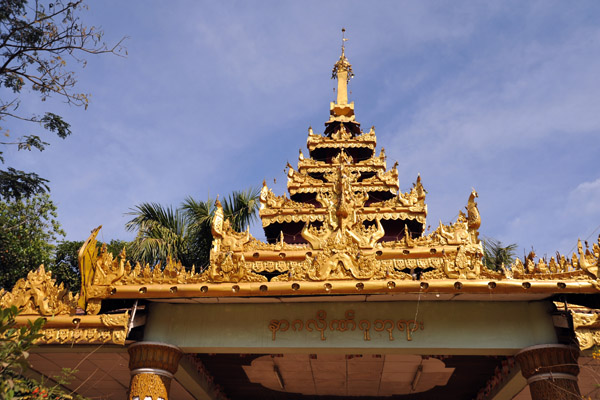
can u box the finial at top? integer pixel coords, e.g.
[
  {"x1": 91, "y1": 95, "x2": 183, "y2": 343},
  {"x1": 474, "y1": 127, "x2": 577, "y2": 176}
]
[
  {"x1": 332, "y1": 28, "x2": 354, "y2": 106},
  {"x1": 332, "y1": 28, "x2": 353, "y2": 83}
]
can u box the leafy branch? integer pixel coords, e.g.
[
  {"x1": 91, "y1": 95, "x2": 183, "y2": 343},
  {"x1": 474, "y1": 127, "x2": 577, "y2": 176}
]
[{"x1": 0, "y1": 0, "x2": 127, "y2": 200}]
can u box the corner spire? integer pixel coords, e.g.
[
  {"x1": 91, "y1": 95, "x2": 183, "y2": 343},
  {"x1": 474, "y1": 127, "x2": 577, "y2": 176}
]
[{"x1": 332, "y1": 28, "x2": 354, "y2": 106}]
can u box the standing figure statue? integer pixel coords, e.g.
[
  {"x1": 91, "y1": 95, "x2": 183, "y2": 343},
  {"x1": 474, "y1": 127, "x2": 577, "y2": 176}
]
[{"x1": 467, "y1": 189, "x2": 481, "y2": 243}]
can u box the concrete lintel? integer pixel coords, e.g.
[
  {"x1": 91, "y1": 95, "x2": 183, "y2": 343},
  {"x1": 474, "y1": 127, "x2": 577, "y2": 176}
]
[{"x1": 144, "y1": 300, "x2": 558, "y2": 355}]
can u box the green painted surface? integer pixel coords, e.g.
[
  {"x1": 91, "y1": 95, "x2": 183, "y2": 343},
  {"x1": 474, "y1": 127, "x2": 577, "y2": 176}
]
[{"x1": 143, "y1": 301, "x2": 557, "y2": 355}]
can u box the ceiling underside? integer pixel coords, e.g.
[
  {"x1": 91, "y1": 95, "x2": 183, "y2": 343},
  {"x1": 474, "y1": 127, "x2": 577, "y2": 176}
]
[
  {"x1": 195, "y1": 353, "x2": 503, "y2": 400},
  {"x1": 26, "y1": 350, "x2": 600, "y2": 399}
]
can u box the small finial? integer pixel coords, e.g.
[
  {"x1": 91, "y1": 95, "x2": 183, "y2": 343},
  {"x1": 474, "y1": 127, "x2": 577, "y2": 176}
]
[
  {"x1": 332, "y1": 29, "x2": 353, "y2": 82},
  {"x1": 332, "y1": 28, "x2": 354, "y2": 106}
]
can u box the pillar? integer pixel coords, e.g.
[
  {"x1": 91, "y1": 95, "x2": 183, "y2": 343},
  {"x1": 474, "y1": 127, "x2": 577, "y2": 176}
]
[
  {"x1": 128, "y1": 341, "x2": 183, "y2": 400},
  {"x1": 515, "y1": 344, "x2": 580, "y2": 400}
]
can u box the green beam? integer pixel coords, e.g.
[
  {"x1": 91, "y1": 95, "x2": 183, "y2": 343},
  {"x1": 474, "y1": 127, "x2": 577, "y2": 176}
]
[{"x1": 143, "y1": 301, "x2": 558, "y2": 355}]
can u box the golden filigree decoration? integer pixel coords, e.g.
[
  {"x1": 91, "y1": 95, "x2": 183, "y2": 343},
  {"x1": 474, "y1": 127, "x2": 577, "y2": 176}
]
[
  {"x1": 10, "y1": 312, "x2": 129, "y2": 346},
  {"x1": 260, "y1": 212, "x2": 325, "y2": 228},
  {"x1": 298, "y1": 148, "x2": 387, "y2": 173},
  {"x1": 306, "y1": 129, "x2": 376, "y2": 152},
  {"x1": 0, "y1": 258, "x2": 129, "y2": 345},
  {"x1": 300, "y1": 164, "x2": 377, "y2": 253},
  {"x1": 129, "y1": 373, "x2": 170, "y2": 400},
  {"x1": 570, "y1": 305, "x2": 600, "y2": 350},
  {"x1": 77, "y1": 210, "x2": 599, "y2": 296},
  {"x1": 78, "y1": 201, "x2": 599, "y2": 292},
  {"x1": 508, "y1": 236, "x2": 599, "y2": 280},
  {"x1": 0, "y1": 266, "x2": 77, "y2": 316},
  {"x1": 209, "y1": 252, "x2": 252, "y2": 282},
  {"x1": 37, "y1": 326, "x2": 127, "y2": 345},
  {"x1": 370, "y1": 175, "x2": 426, "y2": 209},
  {"x1": 331, "y1": 44, "x2": 353, "y2": 82},
  {"x1": 287, "y1": 167, "x2": 325, "y2": 187},
  {"x1": 360, "y1": 212, "x2": 426, "y2": 224},
  {"x1": 99, "y1": 312, "x2": 129, "y2": 327},
  {"x1": 259, "y1": 181, "x2": 314, "y2": 211},
  {"x1": 299, "y1": 164, "x2": 384, "y2": 175},
  {"x1": 288, "y1": 184, "x2": 396, "y2": 196},
  {"x1": 360, "y1": 168, "x2": 399, "y2": 188},
  {"x1": 36, "y1": 312, "x2": 128, "y2": 346}
]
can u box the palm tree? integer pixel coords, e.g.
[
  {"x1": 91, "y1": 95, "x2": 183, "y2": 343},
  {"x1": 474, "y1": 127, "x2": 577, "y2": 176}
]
[
  {"x1": 221, "y1": 187, "x2": 261, "y2": 231},
  {"x1": 125, "y1": 203, "x2": 190, "y2": 267},
  {"x1": 180, "y1": 196, "x2": 216, "y2": 269},
  {"x1": 481, "y1": 236, "x2": 518, "y2": 271},
  {"x1": 126, "y1": 187, "x2": 260, "y2": 269}
]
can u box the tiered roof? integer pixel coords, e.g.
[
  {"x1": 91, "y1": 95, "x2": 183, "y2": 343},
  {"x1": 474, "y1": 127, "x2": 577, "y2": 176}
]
[
  {"x1": 261, "y1": 47, "x2": 425, "y2": 247},
  {"x1": 2, "y1": 41, "x2": 600, "y2": 348}
]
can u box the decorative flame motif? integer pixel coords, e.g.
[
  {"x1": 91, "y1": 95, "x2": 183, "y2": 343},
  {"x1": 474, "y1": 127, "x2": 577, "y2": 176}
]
[
  {"x1": 0, "y1": 265, "x2": 128, "y2": 345},
  {"x1": 570, "y1": 304, "x2": 600, "y2": 350},
  {"x1": 0, "y1": 266, "x2": 77, "y2": 316}
]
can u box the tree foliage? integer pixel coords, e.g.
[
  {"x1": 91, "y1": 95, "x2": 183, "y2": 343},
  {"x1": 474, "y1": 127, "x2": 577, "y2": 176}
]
[
  {"x1": 0, "y1": 305, "x2": 44, "y2": 399},
  {"x1": 482, "y1": 237, "x2": 518, "y2": 271},
  {"x1": 0, "y1": 193, "x2": 64, "y2": 289},
  {"x1": 0, "y1": 0, "x2": 125, "y2": 200},
  {"x1": 127, "y1": 188, "x2": 261, "y2": 269},
  {"x1": 50, "y1": 239, "x2": 83, "y2": 292},
  {"x1": 0, "y1": 306, "x2": 87, "y2": 399}
]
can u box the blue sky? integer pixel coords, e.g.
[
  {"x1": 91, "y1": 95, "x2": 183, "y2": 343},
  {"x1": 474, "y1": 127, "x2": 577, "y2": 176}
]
[{"x1": 4, "y1": 1, "x2": 600, "y2": 259}]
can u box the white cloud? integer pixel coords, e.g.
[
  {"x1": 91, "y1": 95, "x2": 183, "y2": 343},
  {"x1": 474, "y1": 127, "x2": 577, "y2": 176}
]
[{"x1": 568, "y1": 178, "x2": 600, "y2": 216}]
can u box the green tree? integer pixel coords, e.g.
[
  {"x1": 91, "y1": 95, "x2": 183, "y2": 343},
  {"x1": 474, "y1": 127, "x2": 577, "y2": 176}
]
[
  {"x1": 0, "y1": 306, "x2": 87, "y2": 399},
  {"x1": 51, "y1": 239, "x2": 128, "y2": 294},
  {"x1": 0, "y1": 305, "x2": 45, "y2": 399},
  {"x1": 127, "y1": 188, "x2": 261, "y2": 269},
  {"x1": 51, "y1": 240, "x2": 84, "y2": 293},
  {"x1": 0, "y1": 0, "x2": 125, "y2": 200},
  {"x1": 0, "y1": 193, "x2": 64, "y2": 289},
  {"x1": 482, "y1": 237, "x2": 518, "y2": 271}
]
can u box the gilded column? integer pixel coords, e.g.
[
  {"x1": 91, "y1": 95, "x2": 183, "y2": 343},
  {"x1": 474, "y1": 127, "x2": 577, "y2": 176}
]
[
  {"x1": 128, "y1": 342, "x2": 183, "y2": 400},
  {"x1": 515, "y1": 344, "x2": 580, "y2": 400}
]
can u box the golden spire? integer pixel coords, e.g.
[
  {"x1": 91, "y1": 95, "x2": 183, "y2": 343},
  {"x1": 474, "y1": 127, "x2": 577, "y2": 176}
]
[{"x1": 332, "y1": 28, "x2": 354, "y2": 106}]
